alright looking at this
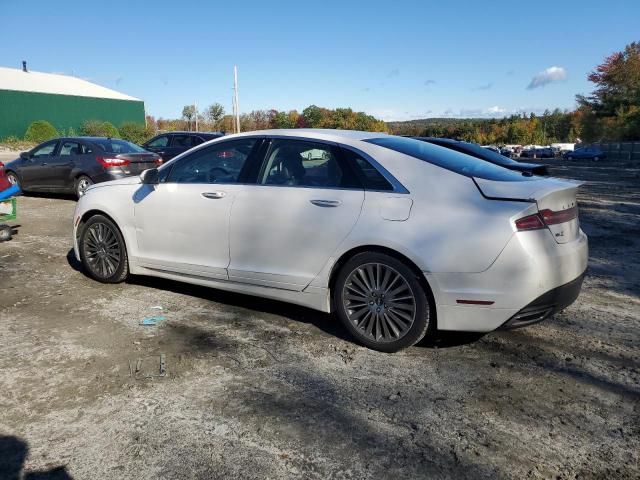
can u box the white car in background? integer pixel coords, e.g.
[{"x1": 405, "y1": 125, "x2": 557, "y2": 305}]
[{"x1": 73, "y1": 130, "x2": 588, "y2": 352}]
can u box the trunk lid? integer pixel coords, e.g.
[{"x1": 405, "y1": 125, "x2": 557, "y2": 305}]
[
  {"x1": 474, "y1": 177, "x2": 583, "y2": 244},
  {"x1": 117, "y1": 153, "x2": 161, "y2": 175}
]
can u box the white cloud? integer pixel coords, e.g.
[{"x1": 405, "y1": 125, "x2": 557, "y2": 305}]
[
  {"x1": 487, "y1": 105, "x2": 506, "y2": 114},
  {"x1": 526, "y1": 66, "x2": 567, "y2": 89}
]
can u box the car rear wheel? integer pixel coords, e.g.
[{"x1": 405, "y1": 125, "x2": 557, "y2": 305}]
[
  {"x1": 75, "y1": 175, "x2": 93, "y2": 198},
  {"x1": 79, "y1": 214, "x2": 129, "y2": 283},
  {"x1": 334, "y1": 252, "x2": 431, "y2": 352}
]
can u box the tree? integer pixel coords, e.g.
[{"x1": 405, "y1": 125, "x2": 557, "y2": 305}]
[
  {"x1": 576, "y1": 41, "x2": 640, "y2": 141},
  {"x1": 205, "y1": 103, "x2": 225, "y2": 126},
  {"x1": 24, "y1": 120, "x2": 58, "y2": 143},
  {"x1": 182, "y1": 105, "x2": 196, "y2": 130}
]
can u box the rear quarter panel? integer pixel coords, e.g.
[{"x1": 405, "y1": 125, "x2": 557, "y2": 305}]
[{"x1": 311, "y1": 144, "x2": 533, "y2": 285}]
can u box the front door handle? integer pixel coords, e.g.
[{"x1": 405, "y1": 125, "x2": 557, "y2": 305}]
[
  {"x1": 202, "y1": 191, "x2": 226, "y2": 199},
  {"x1": 310, "y1": 199, "x2": 342, "y2": 208}
]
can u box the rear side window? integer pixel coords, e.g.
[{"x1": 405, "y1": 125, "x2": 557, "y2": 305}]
[
  {"x1": 341, "y1": 148, "x2": 393, "y2": 191},
  {"x1": 147, "y1": 136, "x2": 169, "y2": 148},
  {"x1": 94, "y1": 140, "x2": 146, "y2": 154},
  {"x1": 366, "y1": 137, "x2": 535, "y2": 182}
]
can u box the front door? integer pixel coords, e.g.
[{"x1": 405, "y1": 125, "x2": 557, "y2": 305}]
[
  {"x1": 133, "y1": 138, "x2": 261, "y2": 279},
  {"x1": 20, "y1": 140, "x2": 59, "y2": 189},
  {"x1": 228, "y1": 138, "x2": 365, "y2": 290}
]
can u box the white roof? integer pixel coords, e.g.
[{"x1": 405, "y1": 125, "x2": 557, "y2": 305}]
[
  {"x1": 231, "y1": 128, "x2": 390, "y2": 142},
  {"x1": 0, "y1": 66, "x2": 141, "y2": 101}
]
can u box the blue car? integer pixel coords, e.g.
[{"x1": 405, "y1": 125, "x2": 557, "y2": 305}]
[{"x1": 564, "y1": 147, "x2": 606, "y2": 161}]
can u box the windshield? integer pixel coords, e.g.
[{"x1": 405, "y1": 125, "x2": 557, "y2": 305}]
[
  {"x1": 94, "y1": 139, "x2": 147, "y2": 154},
  {"x1": 367, "y1": 137, "x2": 535, "y2": 182}
]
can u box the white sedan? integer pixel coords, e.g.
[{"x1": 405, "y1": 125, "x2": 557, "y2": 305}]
[{"x1": 73, "y1": 129, "x2": 588, "y2": 352}]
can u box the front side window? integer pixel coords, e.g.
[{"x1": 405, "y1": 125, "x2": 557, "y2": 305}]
[
  {"x1": 147, "y1": 136, "x2": 169, "y2": 148},
  {"x1": 165, "y1": 138, "x2": 258, "y2": 184},
  {"x1": 59, "y1": 141, "x2": 81, "y2": 156},
  {"x1": 259, "y1": 139, "x2": 358, "y2": 188},
  {"x1": 32, "y1": 141, "x2": 57, "y2": 158}
]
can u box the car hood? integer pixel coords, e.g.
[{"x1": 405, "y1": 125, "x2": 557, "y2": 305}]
[{"x1": 87, "y1": 176, "x2": 142, "y2": 191}]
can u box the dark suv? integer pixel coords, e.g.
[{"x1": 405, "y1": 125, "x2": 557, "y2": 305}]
[
  {"x1": 4, "y1": 137, "x2": 161, "y2": 198},
  {"x1": 142, "y1": 131, "x2": 224, "y2": 161}
]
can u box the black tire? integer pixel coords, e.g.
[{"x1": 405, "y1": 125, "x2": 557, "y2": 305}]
[
  {"x1": 0, "y1": 225, "x2": 11, "y2": 242},
  {"x1": 6, "y1": 171, "x2": 20, "y2": 189},
  {"x1": 334, "y1": 252, "x2": 432, "y2": 352},
  {"x1": 75, "y1": 175, "x2": 93, "y2": 198},
  {"x1": 79, "y1": 214, "x2": 129, "y2": 283}
]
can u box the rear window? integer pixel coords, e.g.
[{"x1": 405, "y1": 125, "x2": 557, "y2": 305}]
[
  {"x1": 94, "y1": 139, "x2": 146, "y2": 154},
  {"x1": 366, "y1": 137, "x2": 535, "y2": 182}
]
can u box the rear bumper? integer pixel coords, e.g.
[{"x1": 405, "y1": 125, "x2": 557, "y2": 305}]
[
  {"x1": 427, "y1": 228, "x2": 588, "y2": 332},
  {"x1": 497, "y1": 271, "x2": 585, "y2": 330}
]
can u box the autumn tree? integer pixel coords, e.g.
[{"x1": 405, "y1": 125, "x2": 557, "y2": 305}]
[{"x1": 576, "y1": 41, "x2": 640, "y2": 140}]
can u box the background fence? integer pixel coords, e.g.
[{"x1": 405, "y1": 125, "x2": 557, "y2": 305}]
[{"x1": 583, "y1": 142, "x2": 640, "y2": 162}]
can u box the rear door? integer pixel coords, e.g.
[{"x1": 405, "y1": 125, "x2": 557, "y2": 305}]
[
  {"x1": 21, "y1": 140, "x2": 59, "y2": 189},
  {"x1": 51, "y1": 140, "x2": 80, "y2": 189},
  {"x1": 227, "y1": 138, "x2": 365, "y2": 290}
]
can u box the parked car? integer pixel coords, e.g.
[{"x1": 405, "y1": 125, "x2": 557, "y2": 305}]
[
  {"x1": 4, "y1": 137, "x2": 162, "y2": 198},
  {"x1": 499, "y1": 147, "x2": 513, "y2": 158},
  {"x1": 73, "y1": 130, "x2": 587, "y2": 352},
  {"x1": 142, "y1": 131, "x2": 224, "y2": 161},
  {"x1": 520, "y1": 147, "x2": 555, "y2": 159},
  {"x1": 411, "y1": 137, "x2": 549, "y2": 176},
  {"x1": 482, "y1": 145, "x2": 501, "y2": 154},
  {"x1": 563, "y1": 147, "x2": 606, "y2": 161}
]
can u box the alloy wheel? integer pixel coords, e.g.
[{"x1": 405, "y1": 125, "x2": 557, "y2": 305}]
[
  {"x1": 342, "y1": 263, "x2": 417, "y2": 343},
  {"x1": 82, "y1": 222, "x2": 121, "y2": 279}
]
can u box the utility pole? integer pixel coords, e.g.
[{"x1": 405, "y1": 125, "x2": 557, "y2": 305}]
[{"x1": 233, "y1": 65, "x2": 240, "y2": 133}]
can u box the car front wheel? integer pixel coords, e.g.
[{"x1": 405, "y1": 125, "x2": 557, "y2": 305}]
[
  {"x1": 6, "y1": 171, "x2": 20, "y2": 189},
  {"x1": 79, "y1": 214, "x2": 129, "y2": 283},
  {"x1": 334, "y1": 252, "x2": 432, "y2": 352}
]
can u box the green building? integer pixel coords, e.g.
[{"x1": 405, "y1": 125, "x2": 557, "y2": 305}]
[{"x1": 0, "y1": 65, "x2": 145, "y2": 139}]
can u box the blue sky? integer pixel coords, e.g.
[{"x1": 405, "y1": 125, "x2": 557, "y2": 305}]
[{"x1": 1, "y1": 0, "x2": 638, "y2": 121}]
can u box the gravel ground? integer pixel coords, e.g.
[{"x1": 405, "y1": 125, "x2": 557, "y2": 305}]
[{"x1": 0, "y1": 156, "x2": 638, "y2": 479}]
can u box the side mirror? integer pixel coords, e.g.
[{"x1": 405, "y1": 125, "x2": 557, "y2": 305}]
[
  {"x1": 140, "y1": 168, "x2": 159, "y2": 185},
  {"x1": 19, "y1": 151, "x2": 31, "y2": 160}
]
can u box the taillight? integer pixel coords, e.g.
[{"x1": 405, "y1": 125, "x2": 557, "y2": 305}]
[
  {"x1": 515, "y1": 206, "x2": 578, "y2": 231},
  {"x1": 97, "y1": 156, "x2": 130, "y2": 168},
  {"x1": 515, "y1": 214, "x2": 545, "y2": 231},
  {"x1": 539, "y1": 206, "x2": 578, "y2": 225},
  {"x1": 154, "y1": 158, "x2": 163, "y2": 166}
]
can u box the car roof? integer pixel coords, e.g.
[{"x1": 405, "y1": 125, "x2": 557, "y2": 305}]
[
  {"x1": 160, "y1": 131, "x2": 223, "y2": 136},
  {"x1": 54, "y1": 136, "x2": 127, "y2": 142},
  {"x1": 225, "y1": 128, "x2": 391, "y2": 143}
]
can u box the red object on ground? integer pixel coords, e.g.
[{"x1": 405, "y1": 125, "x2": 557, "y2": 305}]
[{"x1": 0, "y1": 163, "x2": 11, "y2": 192}]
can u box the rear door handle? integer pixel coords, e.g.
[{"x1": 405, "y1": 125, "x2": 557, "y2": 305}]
[
  {"x1": 202, "y1": 191, "x2": 226, "y2": 199},
  {"x1": 310, "y1": 199, "x2": 342, "y2": 208}
]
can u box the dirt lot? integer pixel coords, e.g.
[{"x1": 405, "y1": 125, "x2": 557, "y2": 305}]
[{"x1": 0, "y1": 155, "x2": 638, "y2": 479}]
